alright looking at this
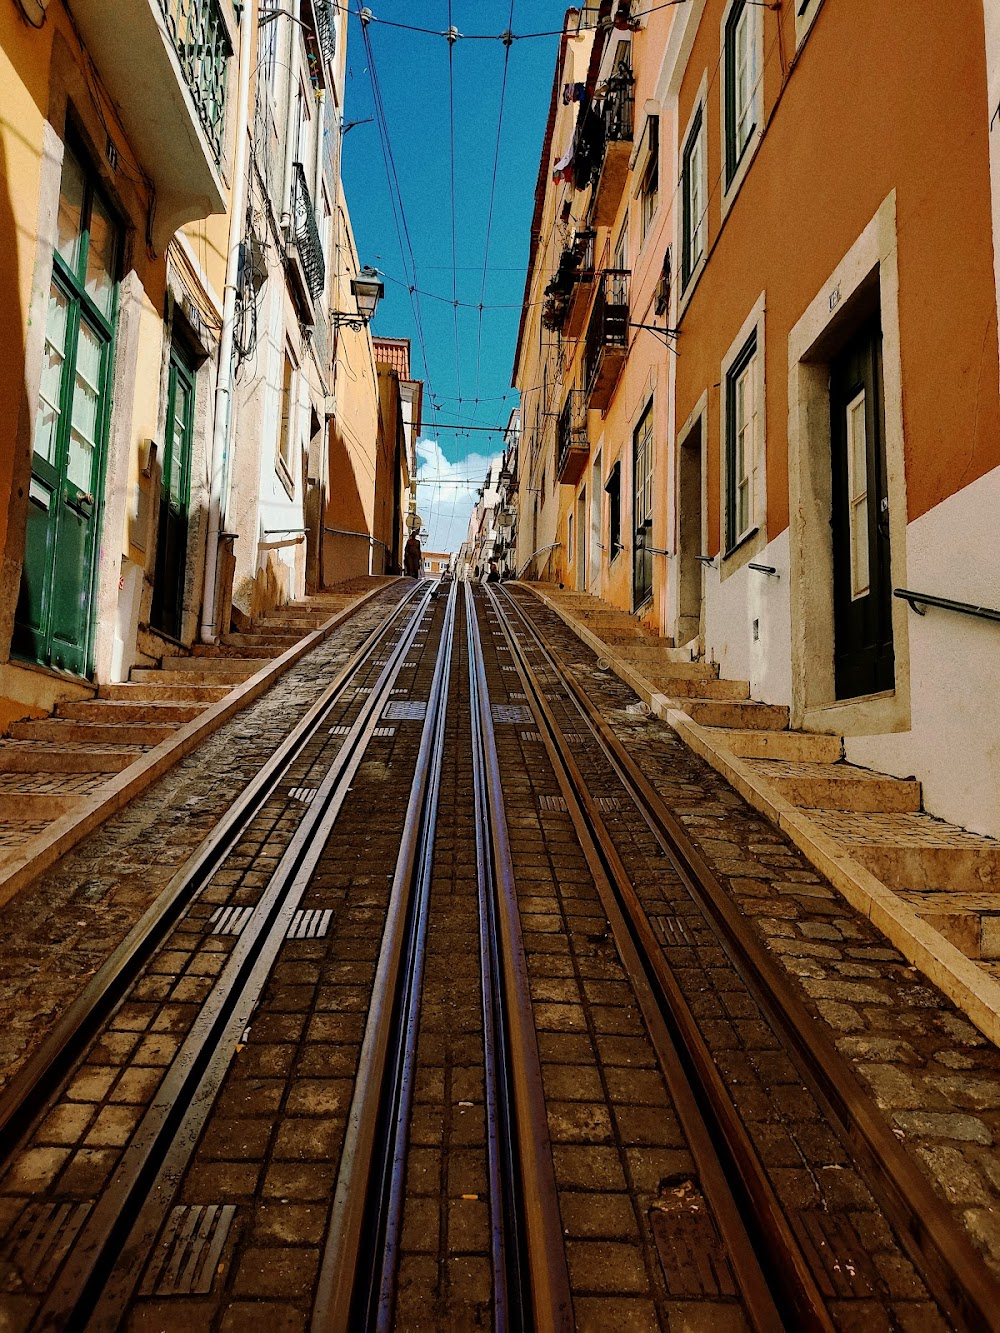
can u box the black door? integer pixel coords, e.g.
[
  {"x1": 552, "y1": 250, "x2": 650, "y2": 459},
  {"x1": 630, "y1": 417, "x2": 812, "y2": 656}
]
[
  {"x1": 830, "y1": 318, "x2": 894, "y2": 699},
  {"x1": 150, "y1": 345, "x2": 195, "y2": 640}
]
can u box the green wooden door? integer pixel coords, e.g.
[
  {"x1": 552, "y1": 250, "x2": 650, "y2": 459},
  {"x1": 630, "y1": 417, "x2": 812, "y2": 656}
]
[
  {"x1": 150, "y1": 347, "x2": 195, "y2": 641},
  {"x1": 14, "y1": 141, "x2": 119, "y2": 677}
]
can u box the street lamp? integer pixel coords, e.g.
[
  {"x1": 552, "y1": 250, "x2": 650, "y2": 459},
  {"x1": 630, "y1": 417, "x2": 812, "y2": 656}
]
[{"x1": 333, "y1": 265, "x2": 384, "y2": 331}]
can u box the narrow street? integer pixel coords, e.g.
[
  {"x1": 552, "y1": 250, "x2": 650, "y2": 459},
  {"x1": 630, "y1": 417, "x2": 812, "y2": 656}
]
[{"x1": 0, "y1": 575, "x2": 998, "y2": 1331}]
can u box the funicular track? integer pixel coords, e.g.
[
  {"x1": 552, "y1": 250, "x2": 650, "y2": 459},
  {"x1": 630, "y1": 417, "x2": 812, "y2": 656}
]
[
  {"x1": 491, "y1": 582, "x2": 1000, "y2": 1332},
  {"x1": 0, "y1": 580, "x2": 438, "y2": 1329}
]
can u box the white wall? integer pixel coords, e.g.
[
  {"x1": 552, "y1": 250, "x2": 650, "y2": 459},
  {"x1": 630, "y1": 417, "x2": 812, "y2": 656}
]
[
  {"x1": 845, "y1": 464, "x2": 1000, "y2": 838},
  {"x1": 703, "y1": 527, "x2": 792, "y2": 705}
]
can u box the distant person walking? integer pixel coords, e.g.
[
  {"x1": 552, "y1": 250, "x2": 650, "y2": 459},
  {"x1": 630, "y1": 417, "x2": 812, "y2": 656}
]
[
  {"x1": 404, "y1": 533, "x2": 422, "y2": 578},
  {"x1": 486, "y1": 559, "x2": 500, "y2": 583}
]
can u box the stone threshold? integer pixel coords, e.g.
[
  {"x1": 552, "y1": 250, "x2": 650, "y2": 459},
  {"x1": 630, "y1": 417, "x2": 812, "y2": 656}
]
[
  {"x1": 0, "y1": 580, "x2": 401, "y2": 913},
  {"x1": 523, "y1": 582, "x2": 1000, "y2": 1049}
]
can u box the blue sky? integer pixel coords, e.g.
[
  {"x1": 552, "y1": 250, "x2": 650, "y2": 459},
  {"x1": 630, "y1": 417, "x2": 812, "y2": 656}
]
[{"x1": 340, "y1": 2, "x2": 566, "y2": 552}]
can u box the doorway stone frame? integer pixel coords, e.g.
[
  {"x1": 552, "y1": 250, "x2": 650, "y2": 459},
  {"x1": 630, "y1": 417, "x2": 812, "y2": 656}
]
[{"x1": 787, "y1": 190, "x2": 911, "y2": 736}]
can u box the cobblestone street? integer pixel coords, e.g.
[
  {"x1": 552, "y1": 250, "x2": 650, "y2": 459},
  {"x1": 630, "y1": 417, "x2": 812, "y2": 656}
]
[{"x1": 0, "y1": 579, "x2": 997, "y2": 1330}]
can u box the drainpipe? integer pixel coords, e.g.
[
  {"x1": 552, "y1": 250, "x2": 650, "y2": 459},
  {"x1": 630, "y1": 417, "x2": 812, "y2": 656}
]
[{"x1": 201, "y1": 0, "x2": 254, "y2": 643}]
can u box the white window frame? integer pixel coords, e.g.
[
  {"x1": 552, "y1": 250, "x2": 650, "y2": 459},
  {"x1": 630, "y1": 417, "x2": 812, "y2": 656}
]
[
  {"x1": 794, "y1": 0, "x2": 825, "y2": 47},
  {"x1": 845, "y1": 387, "x2": 870, "y2": 600},
  {"x1": 678, "y1": 77, "x2": 708, "y2": 311},
  {"x1": 719, "y1": 292, "x2": 766, "y2": 572},
  {"x1": 277, "y1": 345, "x2": 299, "y2": 490},
  {"x1": 719, "y1": 0, "x2": 764, "y2": 216}
]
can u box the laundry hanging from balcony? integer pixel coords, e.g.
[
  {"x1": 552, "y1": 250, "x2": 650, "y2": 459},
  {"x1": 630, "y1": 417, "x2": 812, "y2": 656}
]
[{"x1": 552, "y1": 94, "x2": 605, "y2": 189}]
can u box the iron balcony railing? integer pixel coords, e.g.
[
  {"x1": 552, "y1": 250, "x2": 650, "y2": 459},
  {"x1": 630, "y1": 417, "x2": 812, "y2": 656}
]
[
  {"x1": 568, "y1": 6, "x2": 602, "y2": 32},
  {"x1": 311, "y1": 0, "x2": 337, "y2": 64},
  {"x1": 159, "y1": 0, "x2": 232, "y2": 163},
  {"x1": 585, "y1": 270, "x2": 630, "y2": 396},
  {"x1": 290, "y1": 161, "x2": 326, "y2": 301},
  {"x1": 557, "y1": 389, "x2": 588, "y2": 476},
  {"x1": 602, "y1": 69, "x2": 634, "y2": 143}
]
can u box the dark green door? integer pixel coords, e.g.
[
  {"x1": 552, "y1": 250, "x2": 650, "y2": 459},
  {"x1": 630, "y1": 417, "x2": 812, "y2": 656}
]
[
  {"x1": 150, "y1": 346, "x2": 195, "y2": 640},
  {"x1": 14, "y1": 141, "x2": 119, "y2": 677},
  {"x1": 831, "y1": 317, "x2": 894, "y2": 699}
]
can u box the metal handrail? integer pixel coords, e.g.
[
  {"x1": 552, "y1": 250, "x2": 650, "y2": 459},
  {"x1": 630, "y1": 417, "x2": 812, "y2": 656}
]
[
  {"x1": 516, "y1": 542, "x2": 562, "y2": 579},
  {"x1": 894, "y1": 588, "x2": 1000, "y2": 623},
  {"x1": 324, "y1": 524, "x2": 389, "y2": 552}
]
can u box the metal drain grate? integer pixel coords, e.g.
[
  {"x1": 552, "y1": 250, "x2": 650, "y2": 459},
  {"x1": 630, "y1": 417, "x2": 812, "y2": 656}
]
[
  {"x1": 1, "y1": 1201, "x2": 92, "y2": 1291},
  {"x1": 650, "y1": 1179, "x2": 735, "y2": 1297},
  {"x1": 538, "y1": 795, "x2": 568, "y2": 812},
  {"x1": 287, "y1": 909, "x2": 333, "y2": 939},
  {"x1": 329, "y1": 724, "x2": 351, "y2": 736},
  {"x1": 209, "y1": 906, "x2": 254, "y2": 936},
  {"x1": 651, "y1": 914, "x2": 699, "y2": 949},
  {"x1": 595, "y1": 797, "x2": 623, "y2": 813},
  {"x1": 383, "y1": 701, "x2": 427, "y2": 721},
  {"x1": 372, "y1": 727, "x2": 396, "y2": 739},
  {"x1": 288, "y1": 787, "x2": 317, "y2": 805},
  {"x1": 491, "y1": 704, "x2": 533, "y2": 724},
  {"x1": 792, "y1": 1213, "x2": 878, "y2": 1297},
  {"x1": 140, "y1": 1204, "x2": 236, "y2": 1296}
]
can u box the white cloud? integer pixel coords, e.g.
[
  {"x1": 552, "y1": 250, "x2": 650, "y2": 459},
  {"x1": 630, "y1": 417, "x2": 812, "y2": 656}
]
[{"x1": 414, "y1": 437, "x2": 500, "y2": 555}]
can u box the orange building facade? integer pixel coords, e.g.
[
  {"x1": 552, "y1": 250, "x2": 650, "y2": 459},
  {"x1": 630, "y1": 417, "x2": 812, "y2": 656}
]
[{"x1": 514, "y1": 1, "x2": 1000, "y2": 836}]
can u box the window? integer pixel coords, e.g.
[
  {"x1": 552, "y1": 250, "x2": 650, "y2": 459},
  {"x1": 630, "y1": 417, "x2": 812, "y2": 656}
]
[
  {"x1": 845, "y1": 388, "x2": 870, "y2": 600},
  {"x1": 638, "y1": 117, "x2": 659, "y2": 247},
  {"x1": 614, "y1": 221, "x2": 628, "y2": 274},
  {"x1": 567, "y1": 512, "x2": 574, "y2": 562},
  {"x1": 632, "y1": 401, "x2": 654, "y2": 607},
  {"x1": 681, "y1": 108, "x2": 705, "y2": 288},
  {"x1": 724, "y1": 0, "x2": 758, "y2": 184},
  {"x1": 725, "y1": 332, "x2": 759, "y2": 549},
  {"x1": 605, "y1": 460, "x2": 621, "y2": 561},
  {"x1": 278, "y1": 352, "x2": 296, "y2": 479}
]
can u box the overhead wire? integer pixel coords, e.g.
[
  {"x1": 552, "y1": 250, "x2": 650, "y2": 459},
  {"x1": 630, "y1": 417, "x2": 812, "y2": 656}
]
[
  {"x1": 472, "y1": 0, "x2": 516, "y2": 415},
  {"x1": 337, "y1": 1, "x2": 688, "y2": 42},
  {"x1": 446, "y1": 0, "x2": 462, "y2": 416}
]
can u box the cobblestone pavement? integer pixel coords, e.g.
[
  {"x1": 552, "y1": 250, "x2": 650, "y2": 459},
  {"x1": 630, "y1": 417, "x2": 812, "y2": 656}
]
[
  {"x1": 0, "y1": 585, "x2": 411, "y2": 1096},
  {"x1": 509, "y1": 585, "x2": 1000, "y2": 1283}
]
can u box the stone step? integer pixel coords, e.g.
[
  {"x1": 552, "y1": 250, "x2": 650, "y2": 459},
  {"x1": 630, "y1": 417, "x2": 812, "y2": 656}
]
[
  {"x1": 129, "y1": 668, "x2": 254, "y2": 686},
  {"x1": 651, "y1": 677, "x2": 749, "y2": 702},
  {"x1": 684, "y1": 700, "x2": 790, "y2": 731},
  {"x1": 806, "y1": 811, "x2": 1000, "y2": 893},
  {"x1": 8, "y1": 719, "x2": 179, "y2": 746},
  {"x1": 717, "y1": 730, "x2": 843, "y2": 762},
  {"x1": 747, "y1": 759, "x2": 922, "y2": 813},
  {"x1": 590, "y1": 626, "x2": 666, "y2": 644},
  {"x1": 58, "y1": 700, "x2": 208, "y2": 723},
  {"x1": 898, "y1": 891, "x2": 1000, "y2": 961},
  {"x1": 0, "y1": 742, "x2": 139, "y2": 773},
  {"x1": 192, "y1": 643, "x2": 285, "y2": 658},
  {"x1": 159, "y1": 655, "x2": 272, "y2": 673},
  {"x1": 0, "y1": 791, "x2": 85, "y2": 820},
  {"x1": 99, "y1": 683, "x2": 231, "y2": 703},
  {"x1": 618, "y1": 648, "x2": 707, "y2": 672},
  {"x1": 222, "y1": 633, "x2": 301, "y2": 649},
  {"x1": 251, "y1": 618, "x2": 325, "y2": 634}
]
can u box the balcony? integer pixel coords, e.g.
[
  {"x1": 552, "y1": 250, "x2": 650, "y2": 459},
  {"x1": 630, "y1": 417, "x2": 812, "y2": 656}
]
[
  {"x1": 557, "y1": 390, "x2": 590, "y2": 486},
  {"x1": 310, "y1": 0, "x2": 337, "y2": 64},
  {"x1": 542, "y1": 246, "x2": 581, "y2": 333},
  {"x1": 585, "y1": 270, "x2": 629, "y2": 411},
  {"x1": 564, "y1": 230, "x2": 597, "y2": 338},
  {"x1": 287, "y1": 162, "x2": 326, "y2": 319},
  {"x1": 592, "y1": 70, "x2": 634, "y2": 226},
  {"x1": 69, "y1": 0, "x2": 233, "y2": 247}
]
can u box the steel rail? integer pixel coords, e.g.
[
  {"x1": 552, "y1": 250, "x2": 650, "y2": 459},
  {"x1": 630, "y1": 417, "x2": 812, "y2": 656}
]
[
  {"x1": 28, "y1": 583, "x2": 437, "y2": 1331},
  {"x1": 489, "y1": 584, "x2": 817, "y2": 1332},
  {"x1": 464, "y1": 584, "x2": 532, "y2": 1331},
  {"x1": 466, "y1": 588, "x2": 574, "y2": 1333},
  {"x1": 495, "y1": 584, "x2": 1000, "y2": 1332},
  {"x1": 0, "y1": 580, "x2": 426, "y2": 1156},
  {"x1": 311, "y1": 578, "x2": 459, "y2": 1332}
]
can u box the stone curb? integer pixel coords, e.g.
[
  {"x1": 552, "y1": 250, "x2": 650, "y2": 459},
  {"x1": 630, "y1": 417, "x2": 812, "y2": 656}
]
[
  {"x1": 0, "y1": 581, "x2": 402, "y2": 912},
  {"x1": 522, "y1": 582, "x2": 1000, "y2": 1048}
]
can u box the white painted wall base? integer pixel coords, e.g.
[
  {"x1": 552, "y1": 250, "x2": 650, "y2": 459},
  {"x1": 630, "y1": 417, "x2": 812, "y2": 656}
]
[
  {"x1": 845, "y1": 464, "x2": 1000, "y2": 838},
  {"x1": 703, "y1": 528, "x2": 792, "y2": 705}
]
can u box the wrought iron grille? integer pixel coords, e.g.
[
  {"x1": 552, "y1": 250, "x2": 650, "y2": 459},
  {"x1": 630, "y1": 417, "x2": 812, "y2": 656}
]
[
  {"x1": 158, "y1": 0, "x2": 232, "y2": 163},
  {"x1": 602, "y1": 62, "x2": 635, "y2": 143},
  {"x1": 557, "y1": 389, "x2": 588, "y2": 477},
  {"x1": 311, "y1": 0, "x2": 337, "y2": 64},
  {"x1": 585, "y1": 270, "x2": 630, "y2": 395},
  {"x1": 290, "y1": 161, "x2": 326, "y2": 301}
]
